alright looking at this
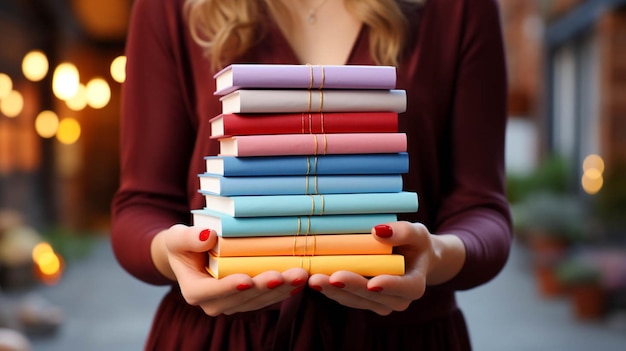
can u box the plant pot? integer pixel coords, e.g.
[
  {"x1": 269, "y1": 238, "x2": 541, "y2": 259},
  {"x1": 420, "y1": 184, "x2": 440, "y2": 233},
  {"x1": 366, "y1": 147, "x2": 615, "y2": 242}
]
[
  {"x1": 570, "y1": 284, "x2": 605, "y2": 320},
  {"x1": 535, "y1": 264, "x2": 565, "y2": 297}
]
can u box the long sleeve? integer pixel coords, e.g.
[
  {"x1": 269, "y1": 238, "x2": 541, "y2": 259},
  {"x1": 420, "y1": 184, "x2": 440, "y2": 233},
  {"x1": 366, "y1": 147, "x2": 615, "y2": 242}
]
[
  {"x1": 429, "y1": 0, "x2": 513, "y2": 290},
  {"x1": 111, "y1": 0, "x2": 196, "y2": 285}
]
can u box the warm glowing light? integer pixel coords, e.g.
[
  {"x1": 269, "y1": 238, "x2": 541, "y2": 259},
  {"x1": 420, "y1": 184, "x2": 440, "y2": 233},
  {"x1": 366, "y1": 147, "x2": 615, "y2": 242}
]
[
  {"x1": 0, "y1": 90, "x2": 24, "y2": 117},
  {"x1": 32, "y1": 242, "x2": 54, "y2": 262},
  {"x1": 22, "y1": 50, "x2": 49, "y2": 82},
  {"x1": 582, "y1": 168, "x2": 603, "y2": 194},
  {"x1": 582, "y1": 154, "x2": 604, "y2": 174},
  {"x1": 32, "y1": 241, "x2": 63, "y2": 285},
  {"x1": 56, "y1": 118, "x2": 81, "y2": 144},
  {"x1": 52, "y1": 63, "x2": 80, "y2": 100},
  {"x1": 110, "y1": 55, "x2": 126, "y2": 83},
  {"x1": 0, "y1": 73, "x2": 12, "y2": 98},
  {"x1": 66, "y1": 84, "x2": 88, "y2": 111},
  {"x1": 86, "y1": 77, "x2": 111, "y2": 109},
  {"x1": 35, "y1": 110, "x2": 60, "y2": 138}
]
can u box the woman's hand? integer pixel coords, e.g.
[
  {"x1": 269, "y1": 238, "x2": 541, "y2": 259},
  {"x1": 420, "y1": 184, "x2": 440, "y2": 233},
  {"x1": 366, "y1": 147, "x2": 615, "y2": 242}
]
[
  {"x1": 151, "y1": 224, "x2": 309, "y2": 316},
  {"x1": 307, "y1": 221, "x2": 466, "y2": 316}
]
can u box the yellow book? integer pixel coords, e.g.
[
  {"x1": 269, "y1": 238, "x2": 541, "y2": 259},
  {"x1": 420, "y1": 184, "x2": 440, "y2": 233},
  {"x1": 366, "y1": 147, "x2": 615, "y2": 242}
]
[
  {"x1": 206, "y1": 253, "x2": 405, "y2": 278},
  {"x1": 211, "y1": 234, "x2": 392, "y2": 257}
]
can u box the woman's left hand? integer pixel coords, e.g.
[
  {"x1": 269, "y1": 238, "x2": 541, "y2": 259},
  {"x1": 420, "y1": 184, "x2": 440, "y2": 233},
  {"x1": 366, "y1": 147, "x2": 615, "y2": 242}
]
[{"x1": 307, "y1": 221, "x2": 466, "y2": 316}]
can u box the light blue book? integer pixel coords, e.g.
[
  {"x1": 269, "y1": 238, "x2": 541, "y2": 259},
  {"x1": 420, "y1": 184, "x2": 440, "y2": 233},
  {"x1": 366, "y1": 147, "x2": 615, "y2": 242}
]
[
  {"x1": 201, "y1": 191, "x2": 418, "y2": 217},
  {"x1": 191, "y1": 209, "x2": 397, "y2": 237},
  {"x1": 203, "y1": 153, "x2": 409, "y2": 176},
  {"x1": 198, "y1": 174, "x2": 403, "y2": 196}
]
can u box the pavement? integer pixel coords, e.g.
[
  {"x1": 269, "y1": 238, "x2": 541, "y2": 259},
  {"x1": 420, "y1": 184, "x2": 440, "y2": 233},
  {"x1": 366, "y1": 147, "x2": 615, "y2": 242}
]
[{"x1": 10, "y1": 236, "x2": 626, "y2": 351}]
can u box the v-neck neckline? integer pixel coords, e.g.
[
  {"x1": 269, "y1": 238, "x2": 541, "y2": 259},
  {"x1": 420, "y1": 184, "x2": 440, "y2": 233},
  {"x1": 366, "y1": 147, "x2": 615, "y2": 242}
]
[{"x1": 265, "y1": 19, "x2": 372, "y2": 66}]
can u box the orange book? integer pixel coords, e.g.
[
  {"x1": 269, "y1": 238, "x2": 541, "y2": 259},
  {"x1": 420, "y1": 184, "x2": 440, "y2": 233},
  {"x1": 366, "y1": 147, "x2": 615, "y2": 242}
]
[
  {"x1": 211, "y1": 234, "x2": 392, "y2": 257},
  {"x1": 206, "y1": 253, "x2": 405, "y2": 278}
]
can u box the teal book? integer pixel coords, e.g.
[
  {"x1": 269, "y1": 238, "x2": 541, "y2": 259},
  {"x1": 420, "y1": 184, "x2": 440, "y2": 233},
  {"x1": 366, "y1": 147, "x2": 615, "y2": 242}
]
[
  {"x1": 198, "y1": 174, "x2": 403, "y2": 196},
  {"x1": 191, "y1": 209, "x2": 397, "y2": 237},
  {"x1": 204, "y1": 153, "x2": 409, "y2": 176},
  {"x1": 201, "y1": 191, "x2": 418, "y2": 217}
]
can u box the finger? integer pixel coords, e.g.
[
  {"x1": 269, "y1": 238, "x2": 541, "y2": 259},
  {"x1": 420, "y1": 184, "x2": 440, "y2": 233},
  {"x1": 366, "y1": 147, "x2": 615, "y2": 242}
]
[
  {"x1": 222, "y1": 268, "x2": 309, "y2": 314},
  {"x1": 165, "y1": 224, "x2": 218, "y2": 254}
]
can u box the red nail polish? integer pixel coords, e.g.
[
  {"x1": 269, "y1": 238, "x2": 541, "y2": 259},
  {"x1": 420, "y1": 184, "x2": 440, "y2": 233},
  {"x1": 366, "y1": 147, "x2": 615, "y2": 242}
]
[
  {"x1": 310, "y1": 285, "x2": 323, "y2": 292},
  {"x1": 199, "y1": 229, "x2": 211, "y2": 241},
  {"x1": 374, "y1": 224, "x2": 393, "y2": 238},
  {"x1": 237, "y1": 283, "x2": 252, "y2": 291},
  {"x1": 290, "y1": 286, "x2": 304, "y2": 296},
  {"x1": 331, "y1": 281, "x2": 345, "y2": 289},
  {"x1": 368, "y1": 286, "x2": 383, "y2": 292},
  {"x1": 291, "y1": 278, "x2": 305, "y2": 286},
  {"x1": 267, "y1": 280, "x2": 283, "y2": 289}
]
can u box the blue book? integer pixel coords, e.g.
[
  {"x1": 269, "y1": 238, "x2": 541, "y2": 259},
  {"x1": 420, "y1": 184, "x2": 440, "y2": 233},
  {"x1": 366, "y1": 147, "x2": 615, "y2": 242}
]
[
  {"x1": 198, "y1": 174, "x2": 403, "y2": 196},
  {"x1": 201, "y1": 191, "x2": 418, "y2": 217},
  {"x1": 191, "y1": 209, "x2": 397, "y2": 237},
  {"x1": 203, "y1": 153, "x2": 409, "y2": 176}
]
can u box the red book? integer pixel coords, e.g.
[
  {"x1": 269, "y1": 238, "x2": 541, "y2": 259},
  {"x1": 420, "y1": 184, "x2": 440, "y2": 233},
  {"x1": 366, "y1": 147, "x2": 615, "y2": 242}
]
[{"x1": 209, "y1": 112, "x2": 398, "y2": 138}]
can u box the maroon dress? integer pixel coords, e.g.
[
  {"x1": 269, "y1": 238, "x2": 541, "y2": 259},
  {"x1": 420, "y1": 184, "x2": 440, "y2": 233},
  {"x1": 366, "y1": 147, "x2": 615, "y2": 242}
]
[{"x1": 111, "y1": 0, "x2": 513, "y2": 349}]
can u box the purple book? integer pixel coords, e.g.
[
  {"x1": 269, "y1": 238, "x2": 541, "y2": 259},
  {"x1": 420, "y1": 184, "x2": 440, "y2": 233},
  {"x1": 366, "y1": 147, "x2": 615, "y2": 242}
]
[{"x1": 214, "y1": 64, "x2": 397, "y2": 95}]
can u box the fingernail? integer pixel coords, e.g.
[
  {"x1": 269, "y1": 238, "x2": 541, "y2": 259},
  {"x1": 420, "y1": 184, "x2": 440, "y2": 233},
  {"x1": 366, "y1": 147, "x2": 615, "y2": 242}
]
[
  {"x1": 310, "y1": 285, "x2": 322, "y2": 292},
  {"x1": 374, "y1": 224, "x2": 393, "y2": 238},
  {"x1": 236, "y1": 283, "x2": 252, "y2": 291},
  {"x1": 290, "y1": 286, "x2": 304, "y2": 296},
  {"x1": 368, "y1": 286, "x2": 383, "y2": 292},
  {"x1": 267, "y1": 280, "x2": 283, "y2": 289},
  {"x1": 331, "y1": 281, "x2": 345, "y2": 289},
  {"x1": 199, "y1": 229, "x2": 211, "y2": 241},
  {"x1": 291, "y1": 278, "x2": 305, "y2": 286}
]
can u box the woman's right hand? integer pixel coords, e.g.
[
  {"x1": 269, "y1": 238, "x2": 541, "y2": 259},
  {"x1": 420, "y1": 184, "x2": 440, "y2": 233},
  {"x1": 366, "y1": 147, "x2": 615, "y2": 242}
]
[{"x1": 152, "y1": 224, "x2": 309, "y2": 316}]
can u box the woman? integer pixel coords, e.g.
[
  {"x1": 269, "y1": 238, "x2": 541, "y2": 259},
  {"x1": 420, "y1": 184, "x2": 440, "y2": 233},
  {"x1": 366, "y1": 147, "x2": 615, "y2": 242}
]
[{"x1": 111, "y1": 0, "x2": 513, "y2": 349}]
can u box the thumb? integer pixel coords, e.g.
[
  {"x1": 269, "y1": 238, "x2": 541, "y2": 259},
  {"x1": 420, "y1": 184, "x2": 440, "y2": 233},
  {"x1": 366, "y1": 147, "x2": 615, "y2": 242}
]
[
  {"x1": 371, "y1": 221, "x2": 427, "y2": 248},
  {"x1": 165, "y1": 224, "x2": 217, "y2": 254}
]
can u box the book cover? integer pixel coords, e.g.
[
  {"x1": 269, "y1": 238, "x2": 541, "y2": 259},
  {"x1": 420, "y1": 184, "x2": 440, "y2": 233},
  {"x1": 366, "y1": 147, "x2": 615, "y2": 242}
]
[
  {"x1": 202, "y1": 192, "x2": 418, "y2": 217},
  {"x1": 213, "y1": 64, "x2": 397, "y2": 95},
  {"x1": 209, "y1": 111, "x2": 398, "y2": 138},
  {"x1": 218, "y1": 133, "x2": 407, "y2": 157},
  {"x1": 203, "y1": 153, "x2": 409, "y2": 176},
  {"x1": 220, "y1": 89, "x2": 407, "y2": 114},
  {"x1": 198, "y1": 174, "x2": 403, "y2": 196},
  {"x1": 206, "y1": 253, "x2": 405, "y2": 278},
  {"x1": 191, "y1": 209, "x2": 397, "y2": 237},
  {"x1": 211, "y1": 234, "x2": 393, "y2": 257}
]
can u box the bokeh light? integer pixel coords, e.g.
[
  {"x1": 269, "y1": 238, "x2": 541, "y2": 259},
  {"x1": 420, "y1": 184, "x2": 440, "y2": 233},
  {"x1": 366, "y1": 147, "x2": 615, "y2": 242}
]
[
  {"x1": 35, "y1": 110, "x2": 60, "y2": 138},
  {"x1": 22, "y1": 50, "x2": 49, "y2": 82},
  {"x1": 66, "y1": 84, "x2": 88, "y2": 111},
  {"x1": 0, "y1": 90, "x2": 24, "y2": 117},
  {"x1": 52, "y1": 63, "x2": 80, "y2": 100},
  {"x1": 85, "y1": 77, "x2": 111, "y2": 109},
  {"x1": 56, "y1": 118, "x2": 81, "y2": 144},
  {"x1": 581, "y1": 154, "x2": 604, "y2": 195},
  {"x1": 110, "y1": 55, "x2": 126, "y2": 83},
  {"x1": 0, "y1": 73, "x2": 12, "y2": 99}
]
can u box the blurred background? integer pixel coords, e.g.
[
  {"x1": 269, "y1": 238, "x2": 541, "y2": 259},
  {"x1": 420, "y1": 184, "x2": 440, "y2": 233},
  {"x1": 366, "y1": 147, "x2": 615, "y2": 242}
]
[{"x1": 0, "y1": 0, "x2": 625, "y2": 350}]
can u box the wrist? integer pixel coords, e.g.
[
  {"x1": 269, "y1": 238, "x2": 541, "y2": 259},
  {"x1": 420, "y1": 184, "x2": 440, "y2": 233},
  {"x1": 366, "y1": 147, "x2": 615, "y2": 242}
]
[
  {"x1": 427, "y1": 234, "x2": 466, "y2": 286},
  {"x1": 150, "y1": 230, "x2": 176, "y2": 281}
]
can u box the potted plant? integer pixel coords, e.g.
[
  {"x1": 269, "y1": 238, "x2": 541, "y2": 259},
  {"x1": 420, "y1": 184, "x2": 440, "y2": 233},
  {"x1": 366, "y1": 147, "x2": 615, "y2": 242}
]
[{"x1": 556, "y1": 257, "x2": 605, "y2": 320}]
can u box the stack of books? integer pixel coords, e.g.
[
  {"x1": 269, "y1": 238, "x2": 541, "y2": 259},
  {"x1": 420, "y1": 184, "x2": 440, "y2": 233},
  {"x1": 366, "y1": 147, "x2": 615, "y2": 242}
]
[{"x1": 192, "y1": 64, "x2": 418, "y2": 278}]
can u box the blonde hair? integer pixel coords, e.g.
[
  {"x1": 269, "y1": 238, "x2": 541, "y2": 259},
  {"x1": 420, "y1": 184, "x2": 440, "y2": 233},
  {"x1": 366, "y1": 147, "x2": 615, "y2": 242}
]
[{"x1": 185, "y1": 0, "x2": 426, "y2": 72}]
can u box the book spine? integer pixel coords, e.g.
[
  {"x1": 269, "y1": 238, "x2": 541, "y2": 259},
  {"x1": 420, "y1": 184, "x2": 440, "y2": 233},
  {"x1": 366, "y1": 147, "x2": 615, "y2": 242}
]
[
  {"x1": 205, "y1": 153, "x2": 409, "y2": 176},
  {"x1": 211, "y1": 234, "x2": 392, "y2": 257},
  {"x1": 206, "y1": 254, "x2": 405, "y2": 278},
  {"x1": 221, "y1": 89, "x2": 407, "y2": 114},
  {"x1": 203, "y1": 192, "x2": 419, "y2": 217},
  {"x1": 198, "y1": 174, "x2": 403, "y2": 196},
  {"x1": 210, "y1": 112, "x2": 398, "y2": 138},
  {"x1": 214, "y1": 64, "x2": 397, "y2": 95},
  {"x1": 219, "y1": 133, "x2": 407, "y2": 157},
  {"x1": 192, "y1": 210, "x2": 397, "y2": 237}
]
